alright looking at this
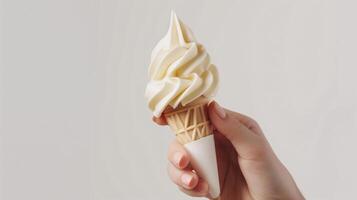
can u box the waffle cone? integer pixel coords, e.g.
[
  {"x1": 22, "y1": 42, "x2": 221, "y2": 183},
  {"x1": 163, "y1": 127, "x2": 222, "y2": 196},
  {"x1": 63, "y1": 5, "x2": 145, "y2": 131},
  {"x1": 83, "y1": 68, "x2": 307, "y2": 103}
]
[{"x1": 164, "y1": 98, "x2": 213, "y2": 144}]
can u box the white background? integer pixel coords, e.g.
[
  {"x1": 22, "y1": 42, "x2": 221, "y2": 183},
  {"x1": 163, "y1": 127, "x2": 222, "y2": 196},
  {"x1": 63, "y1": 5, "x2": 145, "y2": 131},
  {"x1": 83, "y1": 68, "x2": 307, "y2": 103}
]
[{"x1": 2, "y1": 0, "x2": 357, "y2": 199}]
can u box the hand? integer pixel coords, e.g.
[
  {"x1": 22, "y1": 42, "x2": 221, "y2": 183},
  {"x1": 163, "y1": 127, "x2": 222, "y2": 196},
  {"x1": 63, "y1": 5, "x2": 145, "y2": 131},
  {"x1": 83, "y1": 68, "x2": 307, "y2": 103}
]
[{"x1": 153, "y1": 101, "x2": 305, "y2": 200}]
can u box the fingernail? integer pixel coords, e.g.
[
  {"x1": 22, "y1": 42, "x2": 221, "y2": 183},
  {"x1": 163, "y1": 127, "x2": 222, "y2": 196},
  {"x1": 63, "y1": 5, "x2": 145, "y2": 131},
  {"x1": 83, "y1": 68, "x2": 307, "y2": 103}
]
[
  {"x1": 214, "y1": 102, "x2": 226, "y2": 119},
  {"x1": 181, "y1": 174, "x2": 193, "y2": 186},
  {"x1": 173, "y1": 152, "x2": 183, "y2": 167}
]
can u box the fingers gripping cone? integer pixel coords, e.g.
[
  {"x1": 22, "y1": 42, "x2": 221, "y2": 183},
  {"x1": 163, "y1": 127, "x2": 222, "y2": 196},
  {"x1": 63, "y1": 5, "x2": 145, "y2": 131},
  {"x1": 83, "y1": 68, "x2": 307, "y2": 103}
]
[{"x1": 164, "y1": 98, "x2": 220, "y2": 198}]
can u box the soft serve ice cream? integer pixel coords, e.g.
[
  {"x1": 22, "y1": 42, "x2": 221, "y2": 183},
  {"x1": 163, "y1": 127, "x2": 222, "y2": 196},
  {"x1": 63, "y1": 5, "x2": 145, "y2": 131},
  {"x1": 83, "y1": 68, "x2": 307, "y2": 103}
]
[
  {"x1": 145, "y1": 11, "x2": 221, "y2": 198},
  {"x1": 145, "y1": 11, "x2": 219, "y2": 117}
]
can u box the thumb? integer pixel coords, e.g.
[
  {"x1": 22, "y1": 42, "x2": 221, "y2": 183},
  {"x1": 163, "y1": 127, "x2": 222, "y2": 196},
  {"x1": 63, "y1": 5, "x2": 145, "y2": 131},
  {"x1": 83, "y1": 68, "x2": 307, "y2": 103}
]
[{"x1": 208, "y1": 102, "x2": 269, "y2": 160}]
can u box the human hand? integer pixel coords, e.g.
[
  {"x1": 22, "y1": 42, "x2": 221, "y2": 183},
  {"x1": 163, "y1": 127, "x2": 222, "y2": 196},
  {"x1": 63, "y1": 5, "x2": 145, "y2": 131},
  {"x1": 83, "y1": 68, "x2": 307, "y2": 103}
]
[{"x1": 153, "y1": 102, "x2": 304, "y2": 200}]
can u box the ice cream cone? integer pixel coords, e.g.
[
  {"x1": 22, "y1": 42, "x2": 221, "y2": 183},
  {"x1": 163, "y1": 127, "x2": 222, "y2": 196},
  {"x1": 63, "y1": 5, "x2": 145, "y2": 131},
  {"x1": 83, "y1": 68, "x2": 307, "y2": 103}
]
[
  {"x1": 164, "y1": 97, "x2": 213, "y2": 144},
  {"x1": 164, "y1": 97, "x2": 220, "y2": 198},
  {"x1": 145, "y1": 11, "x2": 221, "y2": 199}
]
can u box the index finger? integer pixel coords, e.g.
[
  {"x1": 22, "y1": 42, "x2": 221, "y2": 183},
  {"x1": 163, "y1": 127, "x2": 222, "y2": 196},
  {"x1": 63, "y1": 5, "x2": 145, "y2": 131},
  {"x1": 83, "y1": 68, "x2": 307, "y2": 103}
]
[{"x1": 152, "y1": 115, "x2": 168, "y2": 125}]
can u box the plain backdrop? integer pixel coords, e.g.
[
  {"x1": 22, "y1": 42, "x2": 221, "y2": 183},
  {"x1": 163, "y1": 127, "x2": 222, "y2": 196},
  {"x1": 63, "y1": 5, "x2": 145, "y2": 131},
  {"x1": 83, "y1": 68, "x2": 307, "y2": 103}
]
[{"x1": 2, "y1": 0, "x2": 357, "y2": 199}]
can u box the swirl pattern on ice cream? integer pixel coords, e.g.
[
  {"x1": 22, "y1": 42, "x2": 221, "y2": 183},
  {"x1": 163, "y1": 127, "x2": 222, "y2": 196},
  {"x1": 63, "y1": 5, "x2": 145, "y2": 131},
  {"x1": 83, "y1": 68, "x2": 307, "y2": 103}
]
[{"x1": 145, "y1": 11, "x2": 219, "y2": 117}]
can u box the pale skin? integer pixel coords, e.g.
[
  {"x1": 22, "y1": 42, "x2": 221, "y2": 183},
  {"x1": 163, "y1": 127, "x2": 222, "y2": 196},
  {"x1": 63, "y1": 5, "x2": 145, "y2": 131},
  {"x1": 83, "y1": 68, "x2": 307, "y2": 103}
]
[{"x1": 153, "y1": 101, "x2": 305, "y2": 200}]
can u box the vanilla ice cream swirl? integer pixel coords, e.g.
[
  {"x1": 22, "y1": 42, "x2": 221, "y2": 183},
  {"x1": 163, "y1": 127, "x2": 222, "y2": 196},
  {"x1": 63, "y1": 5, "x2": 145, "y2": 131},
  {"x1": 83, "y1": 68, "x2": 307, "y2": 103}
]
[{"x1": 145, "y1": 11, "x2": 219, "y2": 117}]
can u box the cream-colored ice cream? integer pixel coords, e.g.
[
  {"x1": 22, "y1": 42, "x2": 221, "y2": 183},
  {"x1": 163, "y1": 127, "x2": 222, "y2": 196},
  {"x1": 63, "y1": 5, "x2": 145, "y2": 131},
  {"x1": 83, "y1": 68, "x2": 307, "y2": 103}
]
[{"x1": 145, "y1": 11, "x2": 219, "y2": 117}]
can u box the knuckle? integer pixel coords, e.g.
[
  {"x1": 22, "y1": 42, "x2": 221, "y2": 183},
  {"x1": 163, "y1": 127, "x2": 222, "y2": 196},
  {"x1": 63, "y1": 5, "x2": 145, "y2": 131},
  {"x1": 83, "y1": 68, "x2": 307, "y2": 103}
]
[{"x1": 247, "y1": 117, "x2": 259, "y2": 130}]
